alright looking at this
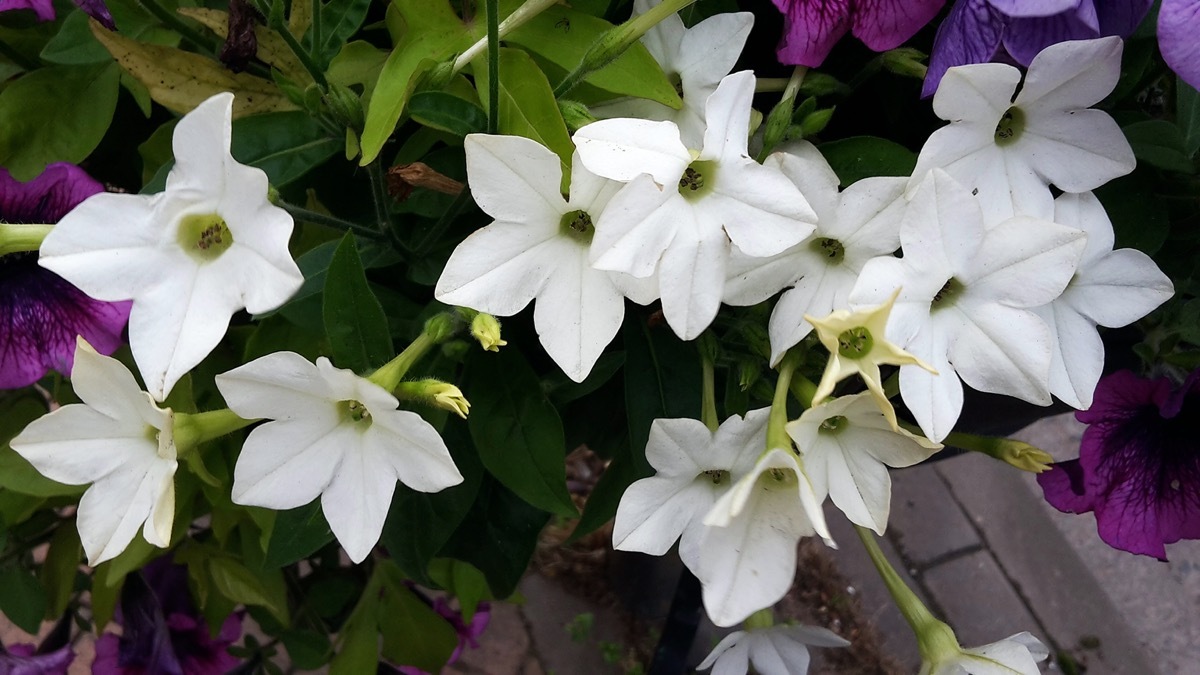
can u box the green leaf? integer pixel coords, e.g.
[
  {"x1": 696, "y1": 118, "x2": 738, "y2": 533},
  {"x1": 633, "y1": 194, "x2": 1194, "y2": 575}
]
[
  {"x1": 474, "y1": 47, "x2": 575, "y2": 179},
  {"x1": 323, "y1": 232, "x2": 393, "y2": 372},
  {"x1": 39, "y1": 520, "x2": 82, "y2": 618},
  {"x1": 442, "y1": 477, "x2": 549, "y2": 598},
  {"x1": 208, "y1": 557, "x2": 290, "y2": 626},
  {"x1": 41, "y1": 11, "x2": 110, "y2": 64},
  {"x1": 231, "y1": 111, "x2": 340, "y2": 186},
  {"x1": 409, "y1": 91, "x2": 488, "y2": 136},
  {"x1": 0, "y1": 62, "x2": 120, "y2": 180},
  {"x1": 306, "y1": 0, "x2": 373, "y2": 68},
  {"x1": 330, "y1": 576, "x2": 381, "y2": 675},
  {"x1": 623, "y1": 314, "x2": 701, "y2": 474},
  {"x1": 281, "y1": 629, "x2": 333, "y2": 670},
  {"x1": 1178, "y1": 77, "x2": 1200, "y2": 158},
  {"x1": 378, "y1": 566, "x2": 459, "y2": 671},
  {"x1": 1123, "y1": 119, "x2": 1196, "y2": 173},
  {"x1": 1095, "y1": 172, "x2": 1170, "y2": 255},
  {"x1": 818, "y1": 136, "x2": 917, "y2": 186},
  {"x1": 466, "y1": 349, "x2": 576, "y2": 516},
  {"x1": 264, "y1": 500, "x2": 334, "y2": 568},
  {"x1": 0, "y1": 566, "x2": 48, "y2": 633},
  {"x1": 505, "y1": 6, "x2": 679, "y2": 108}
]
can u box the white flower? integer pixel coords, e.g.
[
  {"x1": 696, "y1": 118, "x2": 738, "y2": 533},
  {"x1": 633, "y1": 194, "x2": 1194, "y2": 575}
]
[
  {"x1": 699, "y1": 447, "x2": 833, "y2": 626},
  {"x1": 215, "y1": 351, "x2": 463, "y2": 564},
  {"x1": 591, "y1": 0, "x2": 753, "y2": 147},
  {"x1": 698, "y1": 623, "x2": 849, "y2": 675},
  {"x1": 912, "y1": 36, "x2": 1135, "y2": 226},
  {"x1": 435, "y1": 134, "x2": 631, "y2": 383},
  {"x1": 10, "y1": 338, "x2": 176, "y2": 566},
  {"x1": 575, "y1": 71, "x2": 818, "y2": 340},
  {"x1": 921, "y1": 631, "x2": 1049, "y2": 675},
  {"x1": 724, "y1": 143, "x2": 908, "y2": 365},
  {"x1": 850, "y1": 170, "x2": 1086, "y2": 442},
  {"x1": 612, "y1": 409, "x2": 767, "y2": 573},
  {"x1": 40, "y1": 93, "x2": 304, "y2": 401},
  {"x1": 1035, "y1": 192, "x2": 1173, "y2": 409},
  {"x1": 786, "y1": 393, "x2": 941, "y2": 535}
]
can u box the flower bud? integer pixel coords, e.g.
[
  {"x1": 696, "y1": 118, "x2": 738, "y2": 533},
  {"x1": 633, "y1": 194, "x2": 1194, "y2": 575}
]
[
  {"x1": 324, "y1": 83, "x2": 365, "y2": 131},
  {"x1": 558, "y1": 99, "x2": 597, "y2": 133},
  {"x1": 470, "y1": 313, "x2": 507, "y2": 352},
  {"x1": 395, "y1": 379, "x2": 471, "y2": 419},
  {"x1": 881, "y1": 47, "x2": 928, "y2": 79},
  {"x1": 424, "y1": 312, "x2": 461, "y2": 344}
]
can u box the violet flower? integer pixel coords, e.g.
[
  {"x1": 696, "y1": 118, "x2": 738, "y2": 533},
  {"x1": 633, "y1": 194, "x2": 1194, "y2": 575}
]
[
  {"x1": 770, "y1": 0, "x2": 946, "y2": 67},
  {"x1": 92, "y1": 558, "x2": 242, "y2": 675},
  {"x1": 1159, "y1": 0, "x2": 1200, "y2": 90},
  {"x1": 393, "y1": 598, "x2": 491, "y2": 675},
  {"x1": 1038, "y1": 369, "x2": 1200, "y2": 561},
  {"x1": 0, "y1": 0, "x2": 114, "y2": 30},
  {"x1": 0, "y1": 642, "x2": 73, "y2": 675},
  {"x1": 0, "y1": 163, "x2": 130, "y2": 389},
  {"x1": 923, "y1": 0, "x2": 1153, "y2": 97}
]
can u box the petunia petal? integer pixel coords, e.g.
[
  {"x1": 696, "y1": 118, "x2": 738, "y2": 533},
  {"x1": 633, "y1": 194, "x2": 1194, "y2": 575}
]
[
  {"x1": 0, "y1": 163, "x2": 103, "y2": 222},
  {"x1": 923, "y1": 1, "x2": 1007, "y2": 98},
  {"x1": 1158, "y1": 0, "x2": 1200, "y2": 89},
  {"x1": 851, "y1": 0, "x2": 945, "y2": 52},
  {"x1": 772, "y1": 0, "x2": 852, "y2": 67}
]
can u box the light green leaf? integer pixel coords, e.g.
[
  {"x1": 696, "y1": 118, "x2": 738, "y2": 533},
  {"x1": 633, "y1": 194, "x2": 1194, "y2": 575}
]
[
  {"x1": 208, "y1": 557, "x2": 290, "y2": 626},
  {"x1": 378, "y1": 576, "x2": 459, "y2": 672},
  {"x1": 39, "y1": 521, "x2": 82, "y2": 618}
]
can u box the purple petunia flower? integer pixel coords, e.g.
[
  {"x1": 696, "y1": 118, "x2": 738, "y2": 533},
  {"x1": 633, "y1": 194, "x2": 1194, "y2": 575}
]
[
  {"x1": 1038, "y1": 369, "x2": 1200, "y2": 561},
  {"x1": 0, "y1": 0, "x2": 114, "y2": 30},
  {"x1": 393, "y1": 598, "x2": 491, "y2": 675},
  {"x1": 0, "y1": 163, "x2": 130, "y2": 389},
  {"x1": 1159, "y1": 0, "x2": 1200, "y2": 89},
  {"x1": 923, "y1": 0, "x2": 1153, "y2": 97},
  {"x1": 0, "y1": 642, "x2": 74, "y2": 675},
  {"x1": 92, "y1": 558, "x2": 243, "y2": 675},
  {"x1": 770, "y1": 0, "x2": 946, "y2": 67}
]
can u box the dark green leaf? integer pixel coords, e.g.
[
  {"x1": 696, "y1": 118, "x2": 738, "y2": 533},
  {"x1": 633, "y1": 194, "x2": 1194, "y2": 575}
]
[
  {"x1": 545, "y1": 352, "x2": 625, "y2": 406},
  {"x1": 442, "y1": 477, "x2": 549, "y2": 598},
  {"x1": 329, "y1": 586, "x2": 380, "y2": 675},
  {"x1": 1178, "y1": 77, "x2": 1200, "y2": 158},
  {"x1": 0, "y1": 566, "x2": 47, "y2": 633},
  {"x1": 231, "y1": 111, "x2": 340, "y2": 186},
  {"x1": 264, "y1": 500, "x2": 334, "y2": 568},
  {"x1": 307, "y1": 0, "x2": 373, "y2": 68},
  {"x1": 40, "y1": 11, "x2": 110, "y2": 64},
  {"x1": 409, "y1": 91, "x2": 488, "y2": 136},
  {"x1": 1123, "y1": 120, "x2": 1195, "y2": 173},
  {"x1": 466, "y1": 349, "x2": 576, "y2": 516},
  {"x1": 208, "y1": 557, "x2": 290, "y2": 626},
  {"x1": 623, "y1": 314, "x2": 701, "y2": 475},
  {"x1": 377, "y1": 576, "x2": 458, "y2": 672},
  {"x1": 39, "y1": 520, "x2": 82, "y2": 618},
  {"x1": 323, "y1": 232, "x2": 393, "y2": 372},
  {"x1": 281, "y1": 629, "x2": 333, "y2": 670},
  {"x1": 1094, "y1": 173, "x2": 1170, "y2": 255},
  {"x1": 818, "y1": 136, "x2": 917, "y2": 186}
]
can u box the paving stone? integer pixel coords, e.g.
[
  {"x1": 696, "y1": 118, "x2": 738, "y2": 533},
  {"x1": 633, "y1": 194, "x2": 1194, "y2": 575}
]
[
  {"x1": 886, "y1": 463, "x2": 982, "y2": 567},
  {"x1": 450, "y1": 601, "x2": 533, "y2": 675},
  {"x1": 518, "y1": 574, "x2": 628, "y2": 675},
  {"x1": 920, "y1": 549, "x2": 1042, "y2": 649}
]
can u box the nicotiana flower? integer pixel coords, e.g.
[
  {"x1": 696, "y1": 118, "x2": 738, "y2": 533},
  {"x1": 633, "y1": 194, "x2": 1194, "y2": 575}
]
[
  {"x1": 912, "y1": 36, "x2": 1135, "y2": 226},
  {"x1": 1034, "y1": 192, "x2": 1173, "y2": 409},
  {"x1": 923, "y1": 0, "x2": 1152, "y2": 97},
  {"x1": 612, "y1": 409, "x2": 768, "y2": 573},
  {"x1": 93, "y1": 557, "x2": 242, "y2": 675},
  {"x1": 770, "y1": 0, "x2": 945, "y2": 67},
  {"x1": 591, "y1": 0, "x2": 753, "y2": 147},
  {"x1": 787, "y1": 393, "x2": 941, "y2": 535},
  {"x1": 850, "y1": 170, "x2": 1085, "y2": 442},
  {"x1": 723, "y1": 142, "x2": 908, "y2": 365},
  {"x1": 699, "y1": 446, "x2": 833, "y2": 626},
  {"x1": 9, "y1": 338, "x2": 177, "y2": 565},
  {"x1": 0, "y1": 0, "x2": 114, "y2": 29},
  {"x1": 698, "y1": 623, "x2": 849, "y2": 675},
  {"x1": 1037, "y1": 369, "x2": 1200, "y2": 561},
  {"x1": 806, "y1": 289, "x2": 936, "y2": 430},
  {"x1": 40, "y1": 92, "x2": 304, "y2": 401},
  {"x1": 216, "y1": 351, "x2": 463, "y2": 564},
  {"x1": 435, "y1": 134, "x2": 630, "y2": 383},
  {"x1": 920, "y1": 631, "x2": 1049, "y2": 675},
  {"x1": 575, "y1": 71, "x2": 818, "y2": 340},
  {"x1": 0, "y1": 163, "x2": 130, "y2": 389},
  {"x1": 1159, "y1": 0, "x2": 1200, "y2": 89}
]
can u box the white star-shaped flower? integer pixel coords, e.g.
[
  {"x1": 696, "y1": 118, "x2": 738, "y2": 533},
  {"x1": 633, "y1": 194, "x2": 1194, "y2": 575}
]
[
  {"x1": 435, "y1": 134, "x2": 634, "y2": 382},
  {"x1": 699, "y1": 446, "x2": 833, "y2": 627},
  {"x1": 40, "y1": 93, "x2": 304, "y2": 401},
  {"x1": 10, "y1": 338, "x2": 177, "y2": 565},
  {"x1": 575, "y1": 70, "x2": 818, "y2": 340},
  {"x1": 850, "y1": 170, "x2": 1086, "y2": 442},
  {"x1": 216, "y1": 351, "x2": 463, "y2": 564},
  {"x1": 912, "y1": 36, "x2": 1135, "y2": 226},
  {"x1": 922, "y1": 631, "x2": 1049, "y2": 675},
  {"x1": 612, "y1": 409, "x2": 767, "y2": 573},
  {"x1": 1035, "y1": 192, "x2": 1173, "y2": 409},
  {"x1": 698, "y1": 623, "x2": 849, "y2": 675},
  {"x1": 724, "y1": 142, "x2": 908, "y2": 364},
  {"x1": 591, "y1": 0, "x2": 754, "y2": 148},
  {"x1": 786, "y1": 393, "x2": 941, "y2": 535}
]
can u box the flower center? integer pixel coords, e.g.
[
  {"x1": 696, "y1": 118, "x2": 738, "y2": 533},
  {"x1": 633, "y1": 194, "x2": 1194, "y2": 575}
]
[
  {"x1": 994, "y1": 106, "x2": 1025, "y2": 146},
  {"x1": 819, "y1": 415, "x2": 848, "y2": 435},
  {"x1": 338, "y1": 399, "x2": 372, "y2": 425},
  {"x1": 931, "y1": 277, "x2": 963, "y2": 310},
  {"x1": 178, "y1": 213, "x2": 234, "y2": 261},
  {"x1": 560, "y1": 209, "x2": 595, "y2": 242},
  {"x1": 837, "y1": 326, "x2": 874, "y2": 358},
  {"x1": 702, "y1": 469, "x2": 730, "y2": 485},
  {"x1": 810, "y1": 237, "x2": 845, "y2": 264},
  {"x1": 678, "y1": 160, "x2": 717, "y2": 200}
]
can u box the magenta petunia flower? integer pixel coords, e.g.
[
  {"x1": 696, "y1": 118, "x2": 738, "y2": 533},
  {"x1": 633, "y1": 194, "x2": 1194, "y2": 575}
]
[
  {"x1": 393, "y1": 598, "x2": 491, "y2": 675},
  {"x1": 1159, "y1": 0, "x2": 1200, "y2": 89},
  {"x1": 770, "y1": 0, "x2": 946, "y2": 67},
  {"x1": 0, "y1": 163, "x2": 130, "y2": 389},
  {"x1": 0, "y1": 642, "x2": 74, "y2": 675},
  {"x1": 1038, "y1": 369, "x2": 1200, "y2": 561},
  {"x1": 0, "y1": 0, "x2": 114, "y2": 30},
  {"x1": 923, "y1": 0, "x2": 1153, "y2": 97}
]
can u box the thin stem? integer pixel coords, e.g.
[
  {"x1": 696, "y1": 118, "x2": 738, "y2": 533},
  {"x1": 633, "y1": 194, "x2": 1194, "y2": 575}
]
[
  {"x1": 268, "y1": 0, "x2": 329, "y2": 88},
  {"x1": 766, "y1": 352, "x2": 799, "y2": 452},
  {"x1": 789, "y1": 374, "x2": 817, "y2": 409},
  {"x1": 138, "y1": 0, "x2": 221, "y2": 55},
  {"x1": 310, "y1": 0, "x2": 322, "y2": 55},
  {"x1": 754, "y1": 78, "x2": 790, "y2": 93},
  {"x1": 366, "y1": 159, "x2": 392, "y2": 234},
  {"x1": 277, "y1": 201, "x2": 385, "y2": 239},
  {"x1": 701, "y1": 354, "x2": 719, "y2": 433},
  {"x1": 369, "y1": 332, "x2": 437, "y2": 392},
  {"x1": 486, "y1": 0, "x2": 500, "y2": 134},
  {"x1": 453, "y1": 0, "x2": 559, "y2": 74},
  {"x1": 853, "y1": 525, "x2": 937, "y2": 634},
  {"x1": 174, "y1": 408, "x2": 258, "y2": 455}
]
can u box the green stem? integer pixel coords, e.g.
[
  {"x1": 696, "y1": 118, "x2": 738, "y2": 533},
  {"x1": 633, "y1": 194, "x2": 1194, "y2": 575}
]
[
  {"x1": 174, "y1": 408, "x2": 258, "y2": 454},
  {"x1": 310, "y1": 0, "x2": 321, "y2": 55},
  {"x1": 369, "y1": 332, "x2": 437, "y2": 392},
  {"x1": 138, "y1": 0, "x2": 220, "y2": 54},
  {"x1": 486, "y1": 0, "x2": 500, "y2": 134},
  {"x1": 453, "y1": 0, "x2": 559, "y2": 74},
  {"x1": 268, "y1": 0, "x2": 328, "y2": 89},
  {"x1": 789, "y1": 374, "x2": 817, "y2": 409},
  {"x1": 0, "y1": 223, "x2": 53, "y2": 255},
  {"x1": 277, "y1": 201, "x2": 385, "y2": 239},
  {"x1": 766, "y1": 353, "x2": 799, "y2": 452},
  {"x1": 367, "y1": 159, "x2": 392, "y2": 234},
  {"x1": 754, "y1": 78, "x2": 790, "y2": 93},
  {"x1": 701, "y1": 354, "x2": 718, "y2": 433}
]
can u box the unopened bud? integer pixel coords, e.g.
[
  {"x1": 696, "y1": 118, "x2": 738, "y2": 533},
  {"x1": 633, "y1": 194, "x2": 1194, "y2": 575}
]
[
  {"x1": 558, "y1": 99, "x2": 597, "y2": 133},
  {"x1": 395, "y1": 379, "x2": 471, "y2": 419},
  {"x1": 797, "y1": 107, "x2": 835, "y2": 139},
  {"x1": 881, "y1": 47, "x2": 928, "y2": 80},
  {"x1": 470, "y1": 313, "x2": 506, "y2": 352},
  {"x1": 424, "y1": 312, "x2": 460, "y2": 344},
  {"x1": 324, "y1": 83, "x2": 365, "y2": 131}
]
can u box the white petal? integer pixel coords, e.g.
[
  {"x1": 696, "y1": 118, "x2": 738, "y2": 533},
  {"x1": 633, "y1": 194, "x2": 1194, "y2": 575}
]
[
  {"x1": 951, "y1": 304, "x2": 1054, "y2": 404},
  {"x1": 210, "y1": 220, "x2": 303, "y2": 316},
  {"x1": 533, "y1": 242, "x2": 626, "y2": 382},
  {"x1": 633, "y1": 0, "x2": 684, "y2": 71},
  {"x1": 435, "y1": 222, "x2": 558, "y2": 315},
  {"x1": 770, "y1": 142, "x2": 840, "y2": 222},
  {"x1": 320, "y1": 439, "x2": 399, "y2": 563},
  {"x1": 612, "y1": 475, "x2": 718, "y2": 569},
  {"x1": 216, "y1": 351, "x2": 339, "y2": 421},
  {"x1": 900, "y1": 328, "x2": 960, "y2": 443},
  {"x1": 901, "y1": 170, "x2": 984, "y2": 275},
  {"x1": 1066, "y1": 248, "x2": 1173, "y2": 327},
  {"x1": 11, "y1": 406, "x2": 150, "y2": 485},
  {"x1": 835, "y1": 176, "x2": 907, "y2": 252},
  {"x1": 723, "y1": 244, "x2": 803, "y2": 307},
  {"x1": 142, "y1": 466, "x2": 177, "y2": 548},
  {"x1": 1020, "y1": 111, "x2": 1135, "y2": 192},
  {"x1": 167, "y1": 92, "x2": 235, "y2": 193},
  {"x1": 368, "y1": 410, "x2": 463, "y2": 493},
  {"x1": 675, "y1": 11, "x2": 753, "y2": 94},
  {"x1": 465, "y1": 134, "x2": 566, "y2": 224},
  {"x1": 931, "y1": 63, "x2": 1020, "y2": 126},
  {"x1": 78, "y1": 455, "x2": 175, "y2": 565},
  {"x1": 960, "y1": 636, "x2": 1044, "y2": 675},
  {"x1": 1017, "y1": 36, "x2": 1122, "y2": 112},
  {"x1": 747, "y1": 631, "x2": 812, "y2": 675},
  {"x1": 966, "y1": 216, "x2": 1084, "y2": 306},
  {"x1": 231, "y1": 418, "x2": 348, "y2": 509},
  {"x1": 711, "y1": 162, "x2": 817, "y2": 257},
  {"x1": 69, "y1": 343, "x2": 165, "y2": 429},
  {"x1": 698, "y1": 631, "x2": 748, "y2": 672},
  {"x1": 1052, "y1": 191, "x2": 1113, "y2": 263},
  {"x1": 567, "y1": 152, "x2": 623, "y2": 214},
  {"x1": 768, "y1": 272, "x2": 829, "y2": 364},
  {"x1": 591, "y1": 176, "x2": 681, "y2": 277},
  {"x1": 700, "y1": 71, "x2": 755, "y2": 162},
  {"x1": 574, "y1": 118, "x2": 691, "y2": 184},
  {"x1": 1039, "y1": 303, "x2": 1102, "y2": 410},
  {"x1": 657, "y1": 212, "x2": 728, "y2": 340}
]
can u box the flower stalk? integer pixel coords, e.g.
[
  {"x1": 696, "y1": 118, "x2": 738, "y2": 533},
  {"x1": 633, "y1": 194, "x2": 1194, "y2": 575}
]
[
  {"x1": 766, "y1": 351, "x2": 800, "y2": 453},
  {"x1": 173, "y1": 409, "x2": 258, "y2": 456},
  {"x1": 0, "y1": 223, "x2": 53, "y2": 255},
  {"x1": 453, "y1": 0, "x2": 560, "y2": 73},
  {"x1": 368, "y1": 313, "x2": 461, "y2": 392},
  {"x1": 943, "y1": 431, "x2": 1053, "y2": 473}
]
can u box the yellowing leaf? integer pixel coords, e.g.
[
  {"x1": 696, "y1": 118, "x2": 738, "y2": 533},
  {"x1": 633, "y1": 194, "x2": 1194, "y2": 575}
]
[
  {"x1": 176, "y1": 8, "x2": 312, "y2": 85},
  {"x1": 89, "y1": 19, "x2": 298, "y2": 117}
]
